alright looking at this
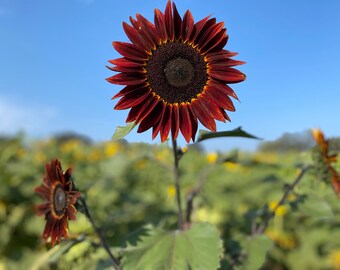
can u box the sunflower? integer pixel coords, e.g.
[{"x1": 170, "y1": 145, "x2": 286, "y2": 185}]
[
  {"x1": 107, "y1": 0, "x2": 245, "y2": 143},
  {"x1": 35, "y1": 159, "x2": 80, "y2": 246}
]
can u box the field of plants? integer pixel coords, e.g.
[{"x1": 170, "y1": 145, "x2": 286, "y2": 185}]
[{"x1": 1, "y1": 133, "x2": 340, "y2": 270}]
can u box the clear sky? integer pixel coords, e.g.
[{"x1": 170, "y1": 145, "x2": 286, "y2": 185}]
[{"x1": 0, "y1": 0, "x2": 339, "y2": 150}]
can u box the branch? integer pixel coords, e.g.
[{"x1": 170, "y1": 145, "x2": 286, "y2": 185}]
[
  {"x1": 79, "y1": 196, "x2": 121, "y2": 269},
  {"x1": 254, "y1": 165, "x2": 312, "y2": 234}
]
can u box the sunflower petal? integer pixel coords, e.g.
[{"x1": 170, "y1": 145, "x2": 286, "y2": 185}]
[
  {"x1": 191, "y1": 99, "x2": 216, "y2": 131},
  {"x1": 154, "y1": 9, "x2": 168, "y2": 42},
  {"x1": 106, "y1": 73, "x2": 146, "y2": 86},
  {"x1": 179, "y1": 104, "x2": 192, "y2": 143},
  {"x1": 165, "y1": 0, "x2": 174, "y2": 41},
  {"x1": 137, "y1": 100, "x2": 164, "y2": 132},
  {"x1": 181, "y1": 10, "x2": 194, "y2": 42},
  {"x1": 172, "y1": 2, "x2": 182, "y2": 40},
  {"x1": 112, "y1": 42, "x2": 148, "y2": 61},
  {"x1": 205, "y1": 86, "x2": 236, "y2": 111},
  {"x1": 160, "y1": 105, "x2": 172, "y2": 142},
  {"x1": 171, "y1": 103, "x2": 180, "y2": 140},
  {"x1": 209, "y1": 68, "x2": 246, "y2": 83},
  {"x1": 112, "y1": 84, "x2": 148, "y2": 100},
  {"x1": 114, "y1": 89, "x2": 150, "y2": 110}
]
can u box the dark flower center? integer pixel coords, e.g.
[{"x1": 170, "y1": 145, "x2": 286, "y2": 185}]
[
  {"x1": 146, "y1": 42, "x2": 208, "y2": 104},
  {"x1": 164, "y1": 58, "x2": 194, "y2": 87},
  {"x1": 53, "y1": 184, "x2": 67, "y2": 216}
]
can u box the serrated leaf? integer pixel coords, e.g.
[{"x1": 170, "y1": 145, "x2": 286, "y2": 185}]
[
  {"x1": 196, "y1": 127, "x2": 261, "y2": 143},
  {"x1": 112, "y1": 122, "x2": 136, "y2": 140},
  {"x1": 243, "y1": 235, "x2": 272, "y2": 270},
  {"x1": 122, "y1": 223, "x2": 223, "y2": 270}
]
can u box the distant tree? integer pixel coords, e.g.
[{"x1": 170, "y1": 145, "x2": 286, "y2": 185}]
[
  {"x1": 329, "y1": 137, "x2": 340, "y2": 152},
  {"x1": 53, "y1": 132, "x2": 93, "y2": 145},
  {"x1": 258, "y1": 130, "x2": 315, "y2": 152}
]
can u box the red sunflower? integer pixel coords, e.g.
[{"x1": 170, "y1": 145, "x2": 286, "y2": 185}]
[
  {"x1": 35, "y1": 159, "x2": 80, "y2": 246},
  {"x1": 107, "y1": 0, "x2": 246, "y2": 143}
]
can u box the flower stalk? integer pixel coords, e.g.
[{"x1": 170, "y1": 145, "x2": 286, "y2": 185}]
[
  {"x1": 79, "y1": 196, "x2": 121, "y2": 270},
  {"x1": 172, "y1": 138, "x2": 184, "y2": 230}
]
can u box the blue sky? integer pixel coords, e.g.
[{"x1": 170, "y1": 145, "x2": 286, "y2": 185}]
[{"x1": 0, "y1": 0, "x2": 339, "y2": 150}]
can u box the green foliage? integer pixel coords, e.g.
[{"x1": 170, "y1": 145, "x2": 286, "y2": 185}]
[
  {"x1": 1, "y1": 133, "x2": 340, "y2": 269},
  {"x1": 112, "y1": 122, "x2": 136, "y2": 140},
  {"x1": 122, "y1": 223, "x2": 222, "y2": 270},
  {"x1": 196, "y1": 127, "x2": 260, "y2": 142},
  {"x1": 243, "y1": 235, "x2": 273, "y2": 270}
]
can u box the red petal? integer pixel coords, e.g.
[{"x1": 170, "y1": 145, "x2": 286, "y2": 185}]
[
  {"x1": 67, "y1": 205, "x2": 77, "y2": 221},
  {"x1": 160, "y1": 105, "x2": 172, "y2": 142},
  {"x1": 136, "y1": 13, "x2": 160, "y2": 46},
  {"x1": 107, "y1": 65, "x2": 145, "y2": 74},
  {"x1": 191, "y1": 17, "x2": 215, "y2": 44},
  {"x1": 108, "y1": 58, "x2": 143, "y2": 68},
  {"x1": 209, "y1": 58, "x2": 246, "y2": 68},
  {"x1": 172, "y1": 2, "x2": 182, "y2": 41},
  {"x1": 209, "y1": 68, "x2": 246, "y2": 83},
  {"x1": 205, "y1": 50, "x2": 239, "y2": 61},
  {"x1": 197, "y1": 22, "x2": 224, "y2": 51},
  {"x1": 42, "y1": 218, "x2": 53, "y2": 240},
  {"x1": 137, "y1": 100, "x2": 164, "y2": 133},
  {"x1": 179, "y1": 104, "x2": 192, "y2": 143},
  {"x1": 165, "y1": 0, "x2": 174, "y2": 41},
  {"x1": 154, "y1": 9, "x2": 168, "y2": 42},
  {"x1": 191, "y1": 99, "x2": 216, "y2": 131},
  {"x1": 123, "y1": 22, "x2": 150, "y2": 53},
  {"x1": 112, "y1": 84, "x2": 148, "y2": 99},
  {"x1": 201, "y1": 29, "x2": 228, "y2": 54},
  {"x1": 114, "y1": 89, "x2": 151, "y2": 110},
  {"x1": 181, "y1": 10, "x2": 194, "y2": 42},
  {"x1": 152, "y1": 103, "x2": 167, "y2": 139},
  {"x1": 199, "y1": 94, "x2": 226, "y2": 122},
  {"x1": 106, "y1": 73, "x2": 146, "y2": 85},
  {"x1": 171, "y1": 103, "x2": 180, "y2": 140},
  {"x1": 208, "y1": 79, "x2": 239, "y2": 100},
  {"x1": 210, "y1": 35, "x2": 229, "y2": 52},
  {"x1": 126, "y1": 103, "x2": 144, "y2": 122},
  {"x1": 188, "y1": 106, "x2": 198, "y2": 141},
  {"x1": 135, "y1": 95, "x2": 159, "y2": 123},
  {"x1": 112, "y1": 42, "x2": 148, "y2": 61},
  {"x1": 205, "y1": 86, "x2": 235, "y2": 111},
  {"x1": 129, "y1": 16, "x2": 156, "y2": 49}
]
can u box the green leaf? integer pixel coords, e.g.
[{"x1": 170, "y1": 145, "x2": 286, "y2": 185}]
[
  {"x1": 243, "y1": 235, "x2": 273, "y2": 270},
  {"x1": 112, "y1": 122, "x2": 136, "y2": 140},
  {"x1": 300, "y1": 197, "x2": 334, "y2": 220},
  {"x1": 122, "y1": 223, "x2": 223, "y2": 270},
  {"x1": 196, "y1": 127, "x2": 261, "y2": 143}
]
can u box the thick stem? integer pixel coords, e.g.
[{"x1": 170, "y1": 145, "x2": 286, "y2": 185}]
[
  {"x1": 255, "y1": 165, "x2": 312, "y2": 234},
  {"x1": 172, "y1": 138, "x2": 184, "y2": 230},
  {"x1": 79, "y1": 197, "x2": 121, "y2": 269}
]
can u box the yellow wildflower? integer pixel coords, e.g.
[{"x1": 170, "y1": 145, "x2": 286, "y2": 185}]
[
  {"x1": 269, "y1": 201, "x2": 288, "y2": 217},
  {"x1": 167, "y1": 185, "x2": 176, "y2": 199},
  {"x1": 330, "y1": 250, "x2": 340, "y2": 270},
  {"x1": 207, "y1": 152, "x2": 218, "y2": 164}
]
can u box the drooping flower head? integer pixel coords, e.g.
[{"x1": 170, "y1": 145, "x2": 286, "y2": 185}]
[
  {"x1": 312, "y1": 128, "x2": 340, "y2": 196},
  {"x1": 35, "y1": 159, "x2": 80, "y2": 245},
  {"x1": 107, "y1": 0, "x2": 246, "y2": 142}
]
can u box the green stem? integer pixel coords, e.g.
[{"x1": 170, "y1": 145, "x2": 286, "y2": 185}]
[
  {"x1": 172, "y1": 138, "x2": 184, "y2": 229},
  {"x1": 80, "y1": 197, "x2": 121, "y2": 269}
]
